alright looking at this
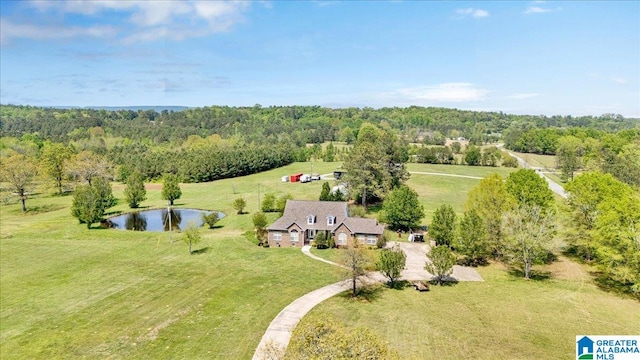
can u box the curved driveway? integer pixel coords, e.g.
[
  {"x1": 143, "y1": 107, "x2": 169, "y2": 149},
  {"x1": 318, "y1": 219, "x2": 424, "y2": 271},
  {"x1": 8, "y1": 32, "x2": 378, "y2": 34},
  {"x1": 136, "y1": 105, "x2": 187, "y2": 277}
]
[{"x1": 252, "y1": 243, "x2": 482, "y2": 359}]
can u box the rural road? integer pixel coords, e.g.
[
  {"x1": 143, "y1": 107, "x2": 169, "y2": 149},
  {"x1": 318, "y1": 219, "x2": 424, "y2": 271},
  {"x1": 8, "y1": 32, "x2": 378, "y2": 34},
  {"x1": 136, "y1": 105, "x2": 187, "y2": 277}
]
[
  {"x1": 252, "y1": 243, "x2": 482, "y2": 359},
  {"x1": 506, "y1": 151, "x2": 568, "y2": 199}
]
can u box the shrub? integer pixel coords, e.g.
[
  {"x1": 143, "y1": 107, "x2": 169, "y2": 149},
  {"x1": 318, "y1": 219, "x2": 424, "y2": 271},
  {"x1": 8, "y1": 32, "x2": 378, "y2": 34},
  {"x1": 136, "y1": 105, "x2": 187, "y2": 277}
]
[{"x1": 202, "y1": 212, "x2": 219, "y2": 229}]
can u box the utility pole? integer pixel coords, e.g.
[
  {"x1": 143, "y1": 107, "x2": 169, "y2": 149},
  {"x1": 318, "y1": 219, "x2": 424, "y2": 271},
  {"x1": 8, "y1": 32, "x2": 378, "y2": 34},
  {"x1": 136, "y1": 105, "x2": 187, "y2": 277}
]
[{"x1": 168, "y1": 201, "x2": 172, "y2": 243}]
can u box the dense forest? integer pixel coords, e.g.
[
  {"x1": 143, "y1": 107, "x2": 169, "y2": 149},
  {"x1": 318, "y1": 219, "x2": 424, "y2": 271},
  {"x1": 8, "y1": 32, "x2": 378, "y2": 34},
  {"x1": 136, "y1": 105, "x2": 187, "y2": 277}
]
[{"x1": 2, "y1": 104, "x2": 638, "y2": 146}]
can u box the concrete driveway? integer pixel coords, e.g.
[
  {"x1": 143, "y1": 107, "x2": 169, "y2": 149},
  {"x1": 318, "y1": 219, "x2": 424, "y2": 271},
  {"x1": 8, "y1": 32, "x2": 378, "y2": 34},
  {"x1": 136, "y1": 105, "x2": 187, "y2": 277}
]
[{"x1": 391, "y1": 241, "x2": 484, "y2": 282}]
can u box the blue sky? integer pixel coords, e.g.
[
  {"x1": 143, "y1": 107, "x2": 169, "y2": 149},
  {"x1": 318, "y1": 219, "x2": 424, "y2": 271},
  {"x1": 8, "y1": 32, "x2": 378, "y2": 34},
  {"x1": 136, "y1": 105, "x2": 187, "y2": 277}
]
[{"x1": 1, "y1": 1, "x2": 638, "y2": 117}]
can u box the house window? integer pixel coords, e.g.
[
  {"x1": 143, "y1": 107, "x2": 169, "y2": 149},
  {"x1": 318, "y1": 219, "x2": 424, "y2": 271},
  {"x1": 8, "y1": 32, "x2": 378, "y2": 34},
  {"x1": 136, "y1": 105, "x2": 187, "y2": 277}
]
[
  {"x1": 367, "y1": 235, "x2": 377, "y2": 245},
  {"x1": 327, "y1": 216, "x2": 335, "y2": 226},
  {"x1": 357, "y1": 234, "x2": 365, "y2": 244},
  {"x1": 337, "y1": 233, "x2": 348, "y2": 245},
  {"x1": 307, "y1": 215, "x2": 315, "y2": 225},
  {"x1": 273, "y1": 232, "x2": 282, "y2": 241},
  {"x1": 290, "y1": 230, "x2": 299, "y2": 242}
]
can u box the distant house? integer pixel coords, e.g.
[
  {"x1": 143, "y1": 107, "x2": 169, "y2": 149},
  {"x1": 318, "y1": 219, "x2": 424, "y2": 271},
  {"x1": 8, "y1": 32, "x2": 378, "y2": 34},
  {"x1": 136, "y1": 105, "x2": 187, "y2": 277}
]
[{"x1": 267, "y1": 200, "x2": 385, "y2": 248}]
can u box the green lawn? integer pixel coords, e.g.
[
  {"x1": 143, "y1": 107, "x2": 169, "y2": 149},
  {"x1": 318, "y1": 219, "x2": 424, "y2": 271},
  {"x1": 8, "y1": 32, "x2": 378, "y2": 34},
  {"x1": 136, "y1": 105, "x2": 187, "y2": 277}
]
[
  {"x1": 2, "y1": 161, "x2": 637, "y2": 359},
  {"x1": 0, "y1": 162, "x2": 344, "y2": 359},
  {"x1": 299, "y1": 262, "x2": 640, "y2": 359},
  {"x1": 406, "y1": 163, "x2": 515, "y2": 220}
]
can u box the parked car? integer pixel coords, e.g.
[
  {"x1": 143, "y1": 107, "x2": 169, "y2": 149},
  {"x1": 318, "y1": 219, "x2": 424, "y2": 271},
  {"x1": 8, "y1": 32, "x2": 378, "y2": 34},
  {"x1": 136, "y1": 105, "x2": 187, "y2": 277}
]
[{"x1": 300, "y1": 174, "x2": 311, "y2": 183}]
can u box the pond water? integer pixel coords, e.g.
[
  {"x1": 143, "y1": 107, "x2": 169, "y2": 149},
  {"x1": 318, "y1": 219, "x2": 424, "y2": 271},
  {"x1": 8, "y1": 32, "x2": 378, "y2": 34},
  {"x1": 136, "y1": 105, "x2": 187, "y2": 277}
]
[{"x1": 107, "y1": 208, "x2": 225, "y2": 232}]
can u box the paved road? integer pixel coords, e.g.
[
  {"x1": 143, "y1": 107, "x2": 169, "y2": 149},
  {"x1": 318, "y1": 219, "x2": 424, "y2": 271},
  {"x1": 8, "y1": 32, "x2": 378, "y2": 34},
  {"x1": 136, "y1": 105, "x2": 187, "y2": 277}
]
[{"x1": 506, "y1": 151, "x2": 568, "y2": 199}]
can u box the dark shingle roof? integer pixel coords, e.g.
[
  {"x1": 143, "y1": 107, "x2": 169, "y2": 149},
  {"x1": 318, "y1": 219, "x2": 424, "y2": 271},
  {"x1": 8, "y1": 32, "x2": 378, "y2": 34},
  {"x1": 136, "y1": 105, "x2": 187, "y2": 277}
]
[
  {"x1": 342, "y1": 217, "x2": 385, "y2": 235},
  {"x1": 267, "y1": 200, "x2": 384, "y2": 235},
  {"x1": 267, "y1": 200, "x2": 348, "y2": 231}
]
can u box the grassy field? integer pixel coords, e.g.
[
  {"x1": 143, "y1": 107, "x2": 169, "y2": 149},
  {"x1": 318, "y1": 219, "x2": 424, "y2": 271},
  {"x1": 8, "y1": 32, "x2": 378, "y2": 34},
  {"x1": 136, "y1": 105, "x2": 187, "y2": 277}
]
[
  {"x1": 406, "y1": 163, "x2": 516, "y2": 220},
  {"x1": 511, "y1": 151, "x2": 557, "y2": 169},
  {"x1": 2, "y1": 161, "x2": 637, "y2": 359},
  {"x1": 299, "y1": 259, "x2": 640, "y2": 359},
  {"x1": 0, "y1": 162, "x2": 344, "y2": 359}
]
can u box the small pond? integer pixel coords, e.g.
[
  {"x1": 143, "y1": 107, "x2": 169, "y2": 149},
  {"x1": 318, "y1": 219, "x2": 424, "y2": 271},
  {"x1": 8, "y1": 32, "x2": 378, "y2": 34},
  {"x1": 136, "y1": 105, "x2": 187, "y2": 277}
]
[{"x1": 107, "y1": 208, "x2": 225, "y2": 232}]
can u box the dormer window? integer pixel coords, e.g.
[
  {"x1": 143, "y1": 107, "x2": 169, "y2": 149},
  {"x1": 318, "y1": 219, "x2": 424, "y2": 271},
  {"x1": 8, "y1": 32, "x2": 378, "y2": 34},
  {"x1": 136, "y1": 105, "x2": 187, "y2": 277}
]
[
  {"x1": 327, "y1": 216, "x2": 335, "y2": 226},
  {"x1": 307, "y1": 215, "x2": 315, "y2": 225}
]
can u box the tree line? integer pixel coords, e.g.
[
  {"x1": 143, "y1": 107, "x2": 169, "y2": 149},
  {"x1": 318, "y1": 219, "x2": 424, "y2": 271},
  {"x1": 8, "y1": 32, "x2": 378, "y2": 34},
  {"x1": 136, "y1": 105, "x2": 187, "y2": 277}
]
[{"x1": 3, "y1": 104, "x2": 637, "y2": 146}]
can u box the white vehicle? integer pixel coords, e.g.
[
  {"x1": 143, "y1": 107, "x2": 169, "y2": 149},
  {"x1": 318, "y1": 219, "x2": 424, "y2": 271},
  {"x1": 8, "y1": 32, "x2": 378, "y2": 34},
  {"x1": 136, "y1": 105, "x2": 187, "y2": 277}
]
[
  {"x1": 281, "y1": 176, "x2": 289, "y2": 182},
  {"x1": 300, "y1": 174, "x2": 311, "y2": 183}
]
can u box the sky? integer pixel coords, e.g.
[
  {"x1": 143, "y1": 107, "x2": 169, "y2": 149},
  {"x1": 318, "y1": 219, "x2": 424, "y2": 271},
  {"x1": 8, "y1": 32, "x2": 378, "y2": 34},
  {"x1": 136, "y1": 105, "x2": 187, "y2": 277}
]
[{"x1": 1, "y1": 0, "x2": 639, "y2": 117}]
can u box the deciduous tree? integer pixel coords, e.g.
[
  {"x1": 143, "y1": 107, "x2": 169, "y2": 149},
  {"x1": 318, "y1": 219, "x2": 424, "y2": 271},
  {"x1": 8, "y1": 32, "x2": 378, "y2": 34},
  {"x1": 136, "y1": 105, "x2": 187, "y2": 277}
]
[
  {"x1": 565, "y1": 172, "x2": 632, "y2": 260},
  {"x1": 425, "y1": 245, "x2": 456, "y2": 285},
  {"x1": 252, "y1": 211, "x2": 268, "y2": 246},
  {"x1": 286, "y1": 316, "x2": 397, "y2": 360},
  {"x1": 261, "y1": 193, "x2": 276, "y2": 212},
  {"x1": 556, "y1": 135, "x2": 583, "y2": 181},
  {"x1": 0, "y1": 154, "x2": 38, "y2": 212},
  {"x1": 233, "y1": 197, "x2": 247, "y2": 214},
  {"x1": 502, "y1": 205, "x2": 557, "y2": 279},
  {"x1": 381, "y1": 185, "x2": 424, "y2": 230},
  {"x1": 202, "y1": 212, "x2": 219, "y2": 229},
  {"x1": 182, "y1": 223, "x2": 202, "y2": 255},
  {"x1": 429, "y1": 204, "x2": 457, "y2": 246},
  {"x1": 40, "y1": 142, "x2": 74, "y2": 194},
  {"x1": 505, "y1": 169, "x2": 554, "y2": 212},
  {"x1": 594, "y1": 194, "x2": 640, "y2": 295},
  {"x1": 68, "y1": 150, "x2": 112, "y2": 186},
  {"x1": 456, "y1": 209, "x2": 489, "y2": 265},
  {"x1": 377, "y1": 245, "x2": 407, "y2": 288},
  {"x1": 276, "y1": 193, "x2": 293, "y2": 215},
  {"x1": 465, "y1": 173, "x2": 510, "y2": 258},
  {"x1": 464, "y1": 146, "x2": 481, "y2": 166},
  {"x1": 340, "y1": 243, "x2": 373, "y2": 297}
]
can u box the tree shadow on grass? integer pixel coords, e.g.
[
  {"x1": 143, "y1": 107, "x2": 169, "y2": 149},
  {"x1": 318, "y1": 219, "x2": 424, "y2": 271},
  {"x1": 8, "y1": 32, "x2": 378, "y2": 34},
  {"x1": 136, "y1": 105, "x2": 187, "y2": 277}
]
[
  {"x1": 507, "y1": 268, "x2": 552, "y2": 280},
  {"x1": 430, "y1": 278, "x2": 460, "y2": 287},
  {"x1": 24, "y1": 204, "x2": 65, "y2": 214},
  {"x1": 385, "y1": 280, "x2": 412, "y2": 290},
  {"x1": 191, "y1": 247, "x2": 211, "y2": 255},
  {"x1": 339, "y1": 283, "x2": 385, "y2": 303},
  {"x1": 590, "y1": 271, "x2": 640, "y2": 301},
  {"x1": 205, "y1": 225, "x2": 224, "y2": 230}
]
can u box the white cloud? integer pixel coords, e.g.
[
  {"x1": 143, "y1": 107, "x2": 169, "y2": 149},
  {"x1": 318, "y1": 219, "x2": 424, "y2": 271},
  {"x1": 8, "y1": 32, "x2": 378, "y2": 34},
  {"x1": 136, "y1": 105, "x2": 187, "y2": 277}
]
[
  {"x1": 456, "y1": 8, "x2": 490, "y2": 18},
  {"x1": 389, "y1": 83, "x2": 489, "y2": 102},
  {"x1": 611, "y1": 77, "x2": 628, "y2": 84},
  {"x1": 508, "y1": 93, "x2": 542, "y2": 99},
  {"x1": 524, "y1": 6, "x2": 551, "y2": 14},
  {"x1": 0, "y1": 18, "x2": 115, "y2": 45},
  {"x1": 5, "y1": 0, "x2": 252, "y2": 45}
]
